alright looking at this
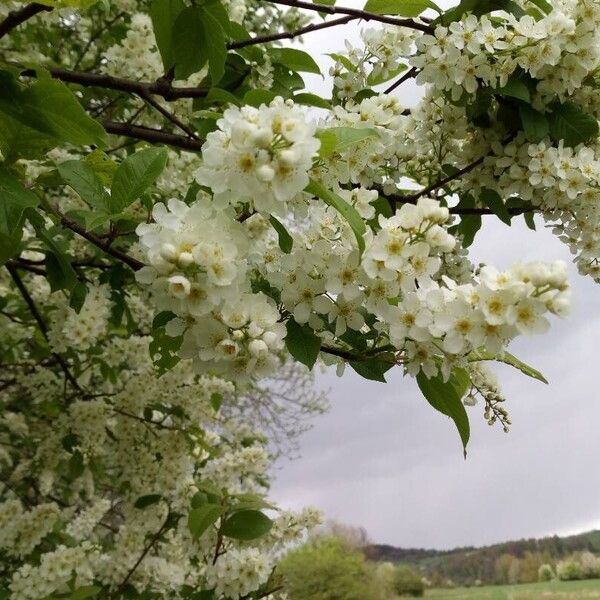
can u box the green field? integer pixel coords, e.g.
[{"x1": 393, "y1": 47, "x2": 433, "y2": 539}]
[{"x1": 427, "y1": 579, "x2": 600, "y2": 599}]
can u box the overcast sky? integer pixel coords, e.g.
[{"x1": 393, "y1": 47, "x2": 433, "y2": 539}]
[{"x1": 269, "y1": 4, "x2": 600, "y2": 551}]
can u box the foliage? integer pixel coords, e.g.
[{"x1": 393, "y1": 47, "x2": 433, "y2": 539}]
[
  {"x1": 391, "y1": 565, "x2": 425, "y2": 597},
  {"x1": 1, "y1": 0, "x2": 600, "y2": 596},
  {"x1": 538, "y1": 564, "x2": 555, "y2": 582},
  {"x1": 279, "y1": 537, "x2": 381, "y2": 600}
]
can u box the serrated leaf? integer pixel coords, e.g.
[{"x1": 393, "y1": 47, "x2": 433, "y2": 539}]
[
  {"x1": 150, "y1": 0, "x2": 185, "y2": 71},
  {"x1": 0, "y1": 75, "x2": 106, "y2": 148},
  {"x1": 221, "y1": 509, "x2": 273, "y2": 540},
  {"x1": 468, "y1": 348, "x2": 547, "y2": 383},
  {"x1": 317, "y1": 126, "x2": 379, "y2": 158},
  {"x1": 71, "y1": 586, "x2": 101, "y2": 600},
  {"x1": 306, "y1": 178, "x2": 366, "y2": 255},
  {"x1": 269, "y1": 48, "x2": 321, "y2": 74},
  {"x1": 269, "y1": 215, "x2": 293, "y2": 253},
  {"x1": 285, "y1": 319, "x2": 321, "y2": 370},
  {"x1": 58, "y1": 160, "x2": 110, "y2": 212},
  {"x1": 349, "y1": 356, "x2": 394, "y2": 382},
  {"x1": 519, "y1": 104, "x2": 549, "y2": 142},
  {"x1": 548, "y1": 102, "x2": 599, "y2": 147},
  {"x1": 173, "y1": 7, "x2": 208, "y2": 79},
  {"x1": 363, "y1": 0, "x2": 441, "y2": 16},
  {"x1": 293, "y1": 93, "x2": 331, "y2": 109},
  {"x1": 327, "y1": 53, "x2": 358, "y2": 72},
  {"x1": 497, "y1": 75, "x2": 530, "y2": 103},
  {"x1": 188, "y1": 504, "x2": 224, "y2": 540},
  {"x1": 111, "y1": 147, "x2": 168, "y2": 212},
  {"x1": 0, "y1": 168, "x2": 39, "y2": 237},
  {"x1": 479, "y1": 188, "x2": 511, "y2": 226},
  {"x1": 200, "y1": 7, "x2": 227, "y2": 84},
  {"x1": 417, "y1": 369, "x2": 470, "y2": 456},
  {"x1": 134, "y1": 494, "x2": 162, "y2": 509}
]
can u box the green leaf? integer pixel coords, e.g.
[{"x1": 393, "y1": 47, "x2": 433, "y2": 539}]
[
  {"x1": 173, "y1": 7, "x2": 208, "y2": 79},
  {"x1": 294, "y1": 93, "x2": 331, "y2": 109},
  {"x1": 188, "y1": 504, "x2": 224, "y2": 540},
  {"x1": 243, "y1": 89, "x2": 277, "y2": 108},
  {"x1": 150, "y1": 319, "x2": 182, "y2": 375},
  {"x1": 527, "y1": 0, "x2": 551, "y2": 13},
  {"x1": 134, "y1": 494, "x2": 163, "y2": 509},
  {"x1": 0, "y1": 168, "x2": 39, "y2": 237},
  {"x1": 71, "y1": 586, "x2": 101, "y2": 600},
  {"x1": 497, "y1": 75, "x2": 531, "y2": 103},
  {"x1": 269, "y1": 48, "x2": 321, "y2": 74},
  {"x1": 221, "y1": 509, "x2": 273, "y2": 540},
  {"x1": 58, "y1": 160, "x2": 110, "y2": 212},
  {"x1": 548, "y1": 102, "x2": 599, "y2": 147},
  {"x1": 306, "y1": 178, "x2": 366, "y2": 255},
  {"x1": 111, "y1": 147, "x2": 168, "y2": 212},
  {"x1": 285, "y1": 319, "x2": 321, "y2": 370},
  {"x1": 269, "y1": 215, "x2": 293, "y2": 254},
  {"x1": 150, "y1": 0, "x2": 185, "y2": 71},
  {"x1": 479, "y1": 188, "x2": 511, "y2": 226},
  {"x1": 317, "y1": 127, "x2": 379, "y2": 158},
  {"x1": 349, "y1": 356, "x2": 394, "y2": 382},
  {"x1": 0, "y1": 111, "x2": 56, "y2": 163},
  {"x1": 363, "y1": 0, "x2": 441, "y2": 16},
  {"x1": 0, "y1": 75, "x2": 107, "y2": 148},
  {"x1": 200, "y1": 6, "x2": 227, "y2": 84},
  {"x1": 468, "y1": 349, "x2": 547, "y2": 383},
  {"x1": 417, "y1": 368, "x2": 471, "y2": 456},
  {"x1": 519, "y1": 104, "x2": 549, "y2": 142},
  {"x1": 327, "y1": 53, "x2": 357, "y2": 72},
  {"x1": 457, "y1": 214, "x2": 481, "y2": 247},
  {"x1": 367, "y1": 63, "x2": 407, "y2": 86}
]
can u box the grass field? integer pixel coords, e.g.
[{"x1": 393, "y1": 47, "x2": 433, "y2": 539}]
[{"x1": 427, "y1": 579, "x2": 600, "y2": 599}]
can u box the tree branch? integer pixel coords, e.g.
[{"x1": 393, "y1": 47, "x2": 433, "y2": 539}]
[
  {"x1": 45, "y1": 206, "x2": 145, "y2": 271},
  {"x1": 101, "y1": 120, "x2": 204, "y2": 152},
  {"x1": 230, "y1": 15, "x2": 357, "y2": 48},
  {"x1": 5, "y1": 262, "x2": 82, "y2": 392},
  {"x1": 259, "y1": 0, "x2": 433, "y2": 32},
  {"x1": 0, "y1": 3, "x2": 50, "y2": 40},
  {"x1": 384, "y1": 66, "x2": 419, "y2": 94},
  {"x1": 136, "y1": 92, "x2": 200, "y2": 140}
]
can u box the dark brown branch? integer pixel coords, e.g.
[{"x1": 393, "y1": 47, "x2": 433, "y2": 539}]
[
  {"x1": 230, "y1": 15, "x2": 357, "y2": 49},
  {"x1": 0, "y1": 3, "x2": 50, "y2": 40},
  {"x1": 384, "y1": 66, "x2": 419, "y2": 94},
  {"x1": 22, "y1": 67, "x2": 210, "y2": 101},
  {"x1": 112, "y1": 510, "x2": 171, "y2": 598},
  {"x1": 5, "y1": 263, "x2": 82, "y2": 391},
  {"x1": 259, "y1": 0, "x2": 433, "y2": 32},
  {"x1": 136, "y1": 92, "x2": 200, "y2": 140},
  {"x1": 45, "y1": 206, "x2": 145, "y2": 271},
  {"x1": 101, "y1": 120, "x2": 204, "y2": 152}
]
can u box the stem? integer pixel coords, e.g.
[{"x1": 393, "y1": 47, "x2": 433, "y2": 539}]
[
  {"x1": 230, "y1": 15, "x2": 357, "y2": 49},
  {"x1": 259, "y1": 0, "x2": 433, "y2": 33},
  {"x1": 136, "y1": 92, "x2": 200, "y2": 140},
  {"x1": 384, "y1": 66, "x2": 419, "y2": 94},
  {"x1": 46, "y1": 206, "x2": 145, "y2": 271},
  {"x1": 0, "y1": 3, "x2": 50, "y2": 40},
  {"x1": 101, "y1": 120, "x2": 204, "y2": 152},
  {"x1": 5, "y1": 263, "x2": 82, "y2": 392}
]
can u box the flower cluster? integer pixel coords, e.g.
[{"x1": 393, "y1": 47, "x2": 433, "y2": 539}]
[
  {"x1": 412, "y1": 1, "x2": 600, "y2": 102},
  {"x1": 196, "y1": 97, "x2": 320, "y2": 215}
]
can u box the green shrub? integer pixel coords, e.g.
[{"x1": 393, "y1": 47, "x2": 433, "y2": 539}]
[
  {"x1": 557, "y1": 557, "x2": 583, "y2": 581},
  {"x1": 538, "y1": 563, "x2": 555, "y2": 582},
  {"x1": 392, "y1": 565, "x2": 425, "y2": 597},
  {"x1": 280, "y1": 537, "x2": 380, "y2": 600}
]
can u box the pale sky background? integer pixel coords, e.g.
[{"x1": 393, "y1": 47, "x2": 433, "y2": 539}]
[{"x1": 270, "y1": 2, "x2": 600, "y2": 551}]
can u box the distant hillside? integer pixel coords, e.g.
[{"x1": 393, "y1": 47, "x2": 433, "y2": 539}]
[{"x1": 365, "y1": 530, "x2": 600, "y2": 586}]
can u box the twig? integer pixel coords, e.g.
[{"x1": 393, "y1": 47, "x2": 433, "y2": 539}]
[
  {"x1": 259, "y1": 0, "x2": 433, "y2": 33},
  {"x1": 101, "y1": 120, "x2": 204, "y2": 152},
  {"x1": 73, "y1": 11, "x2": 126, "y2": 70},
  {"x1": 112, "y1": 510, "x2": 171, "y2": 598},
  {"x1": 45, "y1": 206, "x2": 145, "y2": 271},
  {"x1": 230, "y1": 15, "x2": 357, "y2": 49},
  {"x1": 5, "y1": 263, "x2": 82, "y2": 392},
  {"x1": 384, "y1": 66, "x2": 419, "y2": 94},
  {"x1": 0, "y1": 3, "x2": 51, "y2": 40},
  {"x1": 137, "y1": 92, "x2": 199, "y2": 140}
]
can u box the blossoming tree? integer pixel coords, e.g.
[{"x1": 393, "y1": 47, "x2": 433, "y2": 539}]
[{"x1": 0, "y1": 0, "x2": 596, "y2": 596}]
